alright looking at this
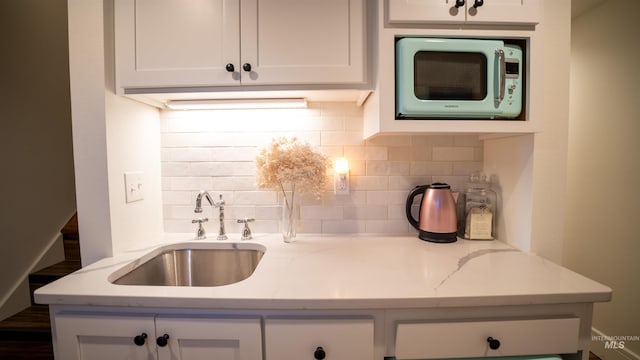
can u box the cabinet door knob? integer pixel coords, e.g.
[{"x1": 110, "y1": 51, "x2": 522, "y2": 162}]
[
  {"x1": 473, "y1": 0, "x2": 484, "y2": 8},
  {"x1": 225, "y1": 63, "x2": 235, "y2": 72},
  {"x1": 242, "y1": 63, "x2": 252, "y2": 72},
  {"x1": 487, "y1": 337, "x2": 501, "y2": 350},
  {"x1": 156, "y1": 334, "x2": 170, "y2": 347},
  {"x1": 313, "y1": 346, "x2": 326, "y2": 359},
  {"x1": 133, "y1": 333, "x2": 147, "y2": 346},
  {"x1": 455, "y1": 0, "x2": 465, "y2": 8}
]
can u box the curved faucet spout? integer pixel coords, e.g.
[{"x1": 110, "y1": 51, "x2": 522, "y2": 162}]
[{"x1": 194, "y1": 190, "x2": 214, "y2": 213}]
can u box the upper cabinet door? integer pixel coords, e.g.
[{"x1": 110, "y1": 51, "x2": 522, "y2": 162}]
[
  {"x1": 465, "y1": 0, "x2": 541, "y2": 25},
  {"x1": 387, "y1": 0, "x2": 540, "y2": 25},
  {"x1": 115, "y1": 0, "x2": 240, "y2": 90},
  {"x1": 240, "y1": 0, "x2": 366, "y2": 85},
  {"x1": 387, "y1": 0, "x2": 466, "y2": 24}
]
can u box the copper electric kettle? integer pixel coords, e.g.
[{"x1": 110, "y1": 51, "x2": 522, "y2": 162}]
[{"x1": 405, "y1": 183, "x2": 458, "y2": 243}]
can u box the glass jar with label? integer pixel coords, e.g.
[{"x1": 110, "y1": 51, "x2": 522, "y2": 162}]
[{"x1": 459, "y1": 173, "x2": 497, "y2": 240}]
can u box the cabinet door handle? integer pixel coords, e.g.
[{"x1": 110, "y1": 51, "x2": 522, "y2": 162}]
[
  {"x1": 455, "y1": 0, "x2": 465, "y2": 8},
  {"x1": 156, "y1": 334, "x2": 170, "y2": 347},
  {"x1": 133, "y1": 333, "x2": 147, "y2": 346},
  {"x1": 225, "y1": 63, "x2": 235, "y2": 72},
  {"x1": 487, "y1": 337, "x2": 501, "y2": 350},
  {"x1": 473, "y1": 0, "x2": 484, "y2": 8},
  {"x1": 313, "y1": 346, "x2": 326, "y2": 360},
  {"x1": 242, "y1": 63, "x2": 252, "y2": 72}
]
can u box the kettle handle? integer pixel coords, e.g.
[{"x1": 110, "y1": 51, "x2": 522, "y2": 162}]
[{"x1": 406, "y1": 185, "x2": 427, "y2": 231}]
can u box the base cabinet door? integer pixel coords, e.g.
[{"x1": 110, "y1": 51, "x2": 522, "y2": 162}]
[
  {"x1": 155, "y1": 316, "x2": 262, "y2": 360},
  {"x1": 55, "y1": 313, "x2": 156, "y2": 360},
  {"x1": 54, "y1": 313, "x2": 262, "y2": 360},
  {"x1": 264, "y1": 318, "x2": 374, "y2": 360}
]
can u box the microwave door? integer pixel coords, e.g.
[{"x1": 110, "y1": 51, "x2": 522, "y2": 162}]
[{"x1": 414, "y1": 51, "x2": 487, "y2": 103}]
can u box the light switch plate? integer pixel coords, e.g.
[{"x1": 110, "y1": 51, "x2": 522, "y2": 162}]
[{"x1": 124, "y1": 171, "x2": 144, "y2": 203}]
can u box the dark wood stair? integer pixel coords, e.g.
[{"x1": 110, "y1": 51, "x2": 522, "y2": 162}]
[{"x1": 0, "y1": 213, "x2": 80, "y2": 360}]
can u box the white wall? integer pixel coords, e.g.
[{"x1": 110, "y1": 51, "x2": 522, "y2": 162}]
[
  {"x1": 68, "y1": 0, "x2": 164, "y2": 263},
  {"x1": 161, "y1": 104, "x2": 484, "y2": 235},
  {"x1": 566, "y1": 0, "x2": 640, "y2": 358},
  {"x1": 0, "y1": 0, "x2": 76, "y2": 318}
]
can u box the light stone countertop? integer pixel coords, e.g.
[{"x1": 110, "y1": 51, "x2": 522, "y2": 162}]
[{"x1": 34, "y1": 234, "x2": 611, "y2": 310}]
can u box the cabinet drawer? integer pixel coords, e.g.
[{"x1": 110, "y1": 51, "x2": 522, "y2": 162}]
[
  {"x1": 395, "y1": 318, "x2": 580, "y2": 359},
  {"x1": 265, "y1": 318, "x2": 374, "y2": 360}
]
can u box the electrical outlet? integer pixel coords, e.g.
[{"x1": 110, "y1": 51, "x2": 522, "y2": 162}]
[{"x1": 124, "y1": 171, "x2": 144, "y2": 203}]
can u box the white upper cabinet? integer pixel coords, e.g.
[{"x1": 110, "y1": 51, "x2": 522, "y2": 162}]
[
  {"x1": 387, "y1": 0, "x2": 541, "y2": 25},
  {"x1": 115, "y1": 0, "x2": 366, "y2": 92}
]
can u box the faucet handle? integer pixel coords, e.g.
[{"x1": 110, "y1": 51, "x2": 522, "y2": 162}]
[
  {"x1": 192, "y1": 218, "x2": 208, "y2": 240},
  {"x1": 237, "y1": 218, "x2": 255, "y2": 240}
]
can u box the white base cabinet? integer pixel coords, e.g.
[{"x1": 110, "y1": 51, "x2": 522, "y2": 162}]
[
  {"x1": 49, "y1": 302, "x2": 596, "y2": 360},
  {"x1": 55, "y1": 313, "x2": 262, "y2": 360}
]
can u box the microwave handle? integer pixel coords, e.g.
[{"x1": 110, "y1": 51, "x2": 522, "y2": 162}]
[{"x1": 495, "y1": 49, "x2": 506, "y2": 107}]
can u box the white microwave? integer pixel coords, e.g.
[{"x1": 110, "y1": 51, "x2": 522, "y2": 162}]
[{"x1": 395, "y1": 37, "x2": 523, "y2": 120}]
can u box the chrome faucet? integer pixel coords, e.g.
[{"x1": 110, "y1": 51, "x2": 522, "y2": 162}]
[{"x1": 193, "y1": 191, "x2": 227, "y2": 240}]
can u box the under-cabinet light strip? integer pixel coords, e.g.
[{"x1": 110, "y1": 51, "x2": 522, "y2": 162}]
[{"x1": 165, "y1": 98, "x2": 308, "y2": 110}]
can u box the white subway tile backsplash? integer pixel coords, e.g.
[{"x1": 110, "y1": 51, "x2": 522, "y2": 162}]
[
  {"x1": 432, "y1": 146, "x2": 475, "y2": 161},
  {"x1": 160, "y1": 102, "x2": 483, "y2": 235},
  {"x1": 301, "y1": 205, "x2": 344, "y2": 220},
  {"x1": 366, "y1": 161, "x2": 411, "y2": 176},
  {"x1": 343, "y1": 205, "x2": 387, "y2": 220},
  {"x1": 411, "y1": 162, "x2": 454, "y2": 176},
  {"x1": 234, "y1": 191, "x2": 278, "y2": 205},
  {"x1": 321, "y1": 131, "x2": 364, "y2": 146},
  {"x1": 322, "y1": 220, "x2": 366, "y2": 233},
  {"x1": 351, "y1": 176, "x2": 388, "y2": 191}
]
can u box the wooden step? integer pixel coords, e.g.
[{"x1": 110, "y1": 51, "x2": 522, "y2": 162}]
[
  {"x1": 61, "y1": 213, "x2": 79, "y2": 240},
  {"x1": 63, "y1": 237, "x2": 81, "y2": 262},
  {"x1": 29, "y1": 260, "x2": 81, "y2": 304},
  {"x1": 0, "y1": 305, "x2": 51, "y2": 341},
  {"x1": 0, "y1": 340, "x2": 54, "y2": 360}
]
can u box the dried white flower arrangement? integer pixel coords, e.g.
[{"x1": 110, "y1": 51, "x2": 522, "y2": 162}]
[
  {"x1": 255, "y1": 136, "x2": 329, "y2": 198},
  {"x1": 255, "y1": 137, "x2": 329, "y2": 241}
]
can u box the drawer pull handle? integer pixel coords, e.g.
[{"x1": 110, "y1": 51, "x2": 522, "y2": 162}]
[
  {"x1": 314, "y1": 346, "x2": 326, "y2": 359},
  {"x1": 487, "y1": 337, "x2": 501, "y2": 350},
  {"x1": 133, "y1": 333, "x2": 147, "y2": 346},
  {"x1": 156, "y1": 334, "x2": 170, "y2": 347}
]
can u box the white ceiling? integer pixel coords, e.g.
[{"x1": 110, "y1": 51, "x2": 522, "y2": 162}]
[{"x1": 571, "y1": 0, "x2": 608, "y2": 18}]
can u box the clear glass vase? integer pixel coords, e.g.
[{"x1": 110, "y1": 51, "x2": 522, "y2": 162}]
[{"x1": 281, "y1": 190, "x2": 299, "y2": 243}]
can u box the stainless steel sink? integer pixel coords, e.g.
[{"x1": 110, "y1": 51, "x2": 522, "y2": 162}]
[{"x1": 111, "y1": 244, "x2": 265, "y2": 287}]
